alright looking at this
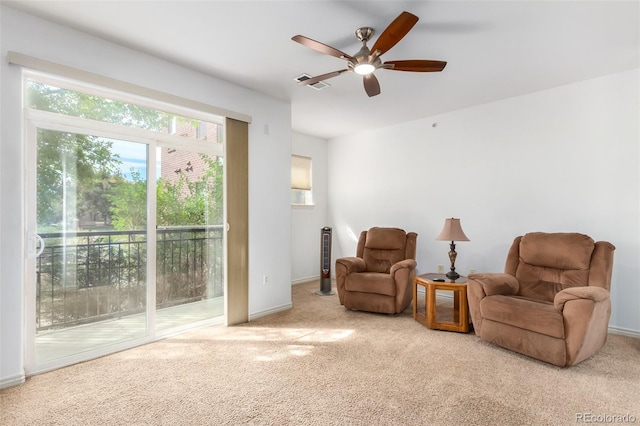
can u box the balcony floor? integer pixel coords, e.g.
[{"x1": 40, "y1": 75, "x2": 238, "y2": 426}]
[{"x1": 36, "y1": 297, "x2": 224, "y2": 364}]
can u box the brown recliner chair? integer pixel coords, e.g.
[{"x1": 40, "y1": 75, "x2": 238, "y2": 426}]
[
  {"x1": 467, "y1": 232, "x2": 615, "y2": 367},
  {"x1": 335, "y1": 227, "x2": 417, "y2": 314}
]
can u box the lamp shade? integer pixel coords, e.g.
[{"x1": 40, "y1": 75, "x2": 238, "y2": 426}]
[{"x1": 436, "y1": 218, "x2": 469, "y2": 242}]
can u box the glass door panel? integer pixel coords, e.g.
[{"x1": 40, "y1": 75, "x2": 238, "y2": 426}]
[
  {"x1": 155, "y1": 148, "x2": 224, "y2": 332},
  {"x1": 33, "y1": 129, "x2": 149, "y2": 364}
]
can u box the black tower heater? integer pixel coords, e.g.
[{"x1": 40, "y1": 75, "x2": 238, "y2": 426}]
[{"x1": 316, "y1": 227, "x2": 335, "y2": 295}]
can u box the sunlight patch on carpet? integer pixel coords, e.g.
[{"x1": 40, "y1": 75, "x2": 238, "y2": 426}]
[
  {"x1": 191, "y1": 327, "x2": 355, "y2": 343},
  {"x1": 255, "y1": 344, "x2": 314, "y2": 362}
]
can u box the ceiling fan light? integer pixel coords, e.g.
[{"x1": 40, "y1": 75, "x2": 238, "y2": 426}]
[{"x1": 354, "y1": 63, "x2": 375, "y2": 75}]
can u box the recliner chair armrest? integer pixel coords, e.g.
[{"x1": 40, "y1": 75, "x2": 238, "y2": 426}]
[
  {"x1": 467, "y1": 273, "x2": 519, "y2": 296},
  {"x1": 390, "y1": 259, "x2": 417, "y2": 275},
  {"x1": 553, "y1": 286, "x2": 611, "y2": 366},
  {"x1": 554, "y1": 286, "x2": 610, "y2": 312},
  {"x1": 335, "y1": 257, "x2": 366, "y2": 274},
  {"x1": 390, "y1": 259, "x2": 417, "y2": 314},
  {"x1": 467, "y1": 273, "x2": 517, "y2": 336}
]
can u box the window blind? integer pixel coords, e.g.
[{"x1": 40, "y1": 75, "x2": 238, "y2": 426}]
[{"x1": 291, "y1": 155, "x2": 312, "y2": 191}]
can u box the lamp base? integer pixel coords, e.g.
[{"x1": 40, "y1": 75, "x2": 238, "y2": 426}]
[{"x1": 445, "y1": 270, "x2": 460, "y2": 281}]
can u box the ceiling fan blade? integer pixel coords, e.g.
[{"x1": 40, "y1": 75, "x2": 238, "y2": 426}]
[
  {"x1": 291, "y1": 35, "x2": 353, "y2": 60},
  {"x1": 298, "y1": 69, "x2": 350, "y2": 86},
  {"x1": 383, "y1": 60, "x2": 447, "y2": 72},
  {"x1": 370, "y1": 11, "x2": 419, "y2": 56},
  {"x1": 363, "y1": 74, "x2": 381, "y2": 97}
]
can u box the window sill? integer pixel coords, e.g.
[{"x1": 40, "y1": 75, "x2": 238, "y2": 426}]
[{"x1": 291, "y1": 204, "x2": 315, "y2": 209}]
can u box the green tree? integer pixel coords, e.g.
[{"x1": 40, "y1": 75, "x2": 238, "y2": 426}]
[
  {"x1": 30, "y1": 80, "x2": 166, "y2": 229},
  {"x1": 30, "y1": 80, "x2": 224, "y2": 231},
  {"x1": 79, "y1": 176, "x2": 122, "y2": 226},
  {"x1": 109, "y1": 170, "x2": 147, "y2": 230},
  {"x1": 36, "y1": 129, "x2": 119, "y2": 228},
  {"x1": 28, "y1": 82, "x2": 167, "y2": 131},
  {"x1": 201, "y1": 155, "x2": 224, "y2": 224},
  {"x1": 109, "y1": 154, "x2": 223, "y2": 230}
]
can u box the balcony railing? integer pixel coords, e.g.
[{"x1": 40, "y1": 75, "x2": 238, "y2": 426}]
[{"x1": 36, "y1": 225, "x2": 224, "y2": 331}]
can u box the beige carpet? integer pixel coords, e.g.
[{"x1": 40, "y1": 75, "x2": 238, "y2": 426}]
[{"x1": 2, "y1": 280, "x2": 639, "y2": 425}]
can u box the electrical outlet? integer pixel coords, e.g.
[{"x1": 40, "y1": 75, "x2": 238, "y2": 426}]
[
  {"x1": 469, "y1": 268, "x2": 476, "y2": 274},
  {"x1": 262, "y1": 275, "x2": 268, "y2": 285},
  {"x1": 437, "y1": 264, "x2": 444, "y2": 274}
]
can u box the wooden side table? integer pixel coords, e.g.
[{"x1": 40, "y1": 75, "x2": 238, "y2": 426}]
[{"x1": 413, "y1": 273, "x2": 470, "y2": 333}]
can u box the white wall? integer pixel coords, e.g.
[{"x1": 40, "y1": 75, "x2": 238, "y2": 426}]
[
  {"x1": 291, "y1": 132, "x2": 329, "y2": 283},
  {"x1": 0, "y1": 6, "x2": 292, "y2": 386},
  {"x1": 328, "y1": 69, "x2": 640, "y2": 334}
]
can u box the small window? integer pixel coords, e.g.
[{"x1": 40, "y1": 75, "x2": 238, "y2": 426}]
[{"x1": 291, "y1": 155, "x2": 313, "y2": 206}]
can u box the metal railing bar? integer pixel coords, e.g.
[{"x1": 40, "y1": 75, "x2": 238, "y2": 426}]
[{"x1": 35, "y1": 225, "x2": 223, "y2": 331}]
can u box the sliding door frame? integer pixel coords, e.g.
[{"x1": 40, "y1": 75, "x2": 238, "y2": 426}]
[{"x1": 23, "y1": 114, "x2": 158, "y2": 374}]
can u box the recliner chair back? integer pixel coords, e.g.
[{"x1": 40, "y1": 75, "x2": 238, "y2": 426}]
[
  {"x1": 504, "y1": 233, "x2": 615, "y2": 303},
  {"x1": 356, "y1": 227, "x2": 416, "y2": 273}
]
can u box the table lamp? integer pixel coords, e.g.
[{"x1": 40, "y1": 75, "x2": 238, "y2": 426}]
[{"x1": 436, "y1": 218, "x2": 469, "y2": 280}]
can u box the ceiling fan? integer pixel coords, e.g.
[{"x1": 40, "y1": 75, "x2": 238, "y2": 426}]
[{"x1": 291, "y1": 11, "x2": 447, "y2": 97}]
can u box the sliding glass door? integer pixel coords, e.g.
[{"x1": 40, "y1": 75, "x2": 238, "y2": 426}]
[
  {"x1": 27, "y1": 128, "x2": 150, "y2": 366},
  {"x1": 24, "y1": 74, "x2": 226, "y2": 374},
  {"x1": 154, "y1": 147, "x2": 225, "y2": 332}
]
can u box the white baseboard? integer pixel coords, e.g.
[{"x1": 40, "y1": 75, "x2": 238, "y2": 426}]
[
  {"x1": 608, "y1": 326, "x2": 640, "y2": 338},
  {"x1": 0, "y1": 372, "x2": 25, "y2": 390},
  {"x1": 291, "y1": 275, "x2": 320, "y2": 285},
  {"x1": 249, "y1": 303, "x2": 293, "y2": 321}
]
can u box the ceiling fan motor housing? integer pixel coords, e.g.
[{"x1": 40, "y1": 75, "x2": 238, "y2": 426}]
[
  {"x1": 355, "y1": 27, "x2": 375, "y2": 42},
  {"x1": 349, "y1": 54, "x2": 382, "y2": 74},
  {"x1": 351, "y1": 29, "x2": 382, "y2": 73}
]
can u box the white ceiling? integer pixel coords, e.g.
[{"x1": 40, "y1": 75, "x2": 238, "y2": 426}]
[{"x1": 4, "y1": 1, "x2": 639, "y2": 140}]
